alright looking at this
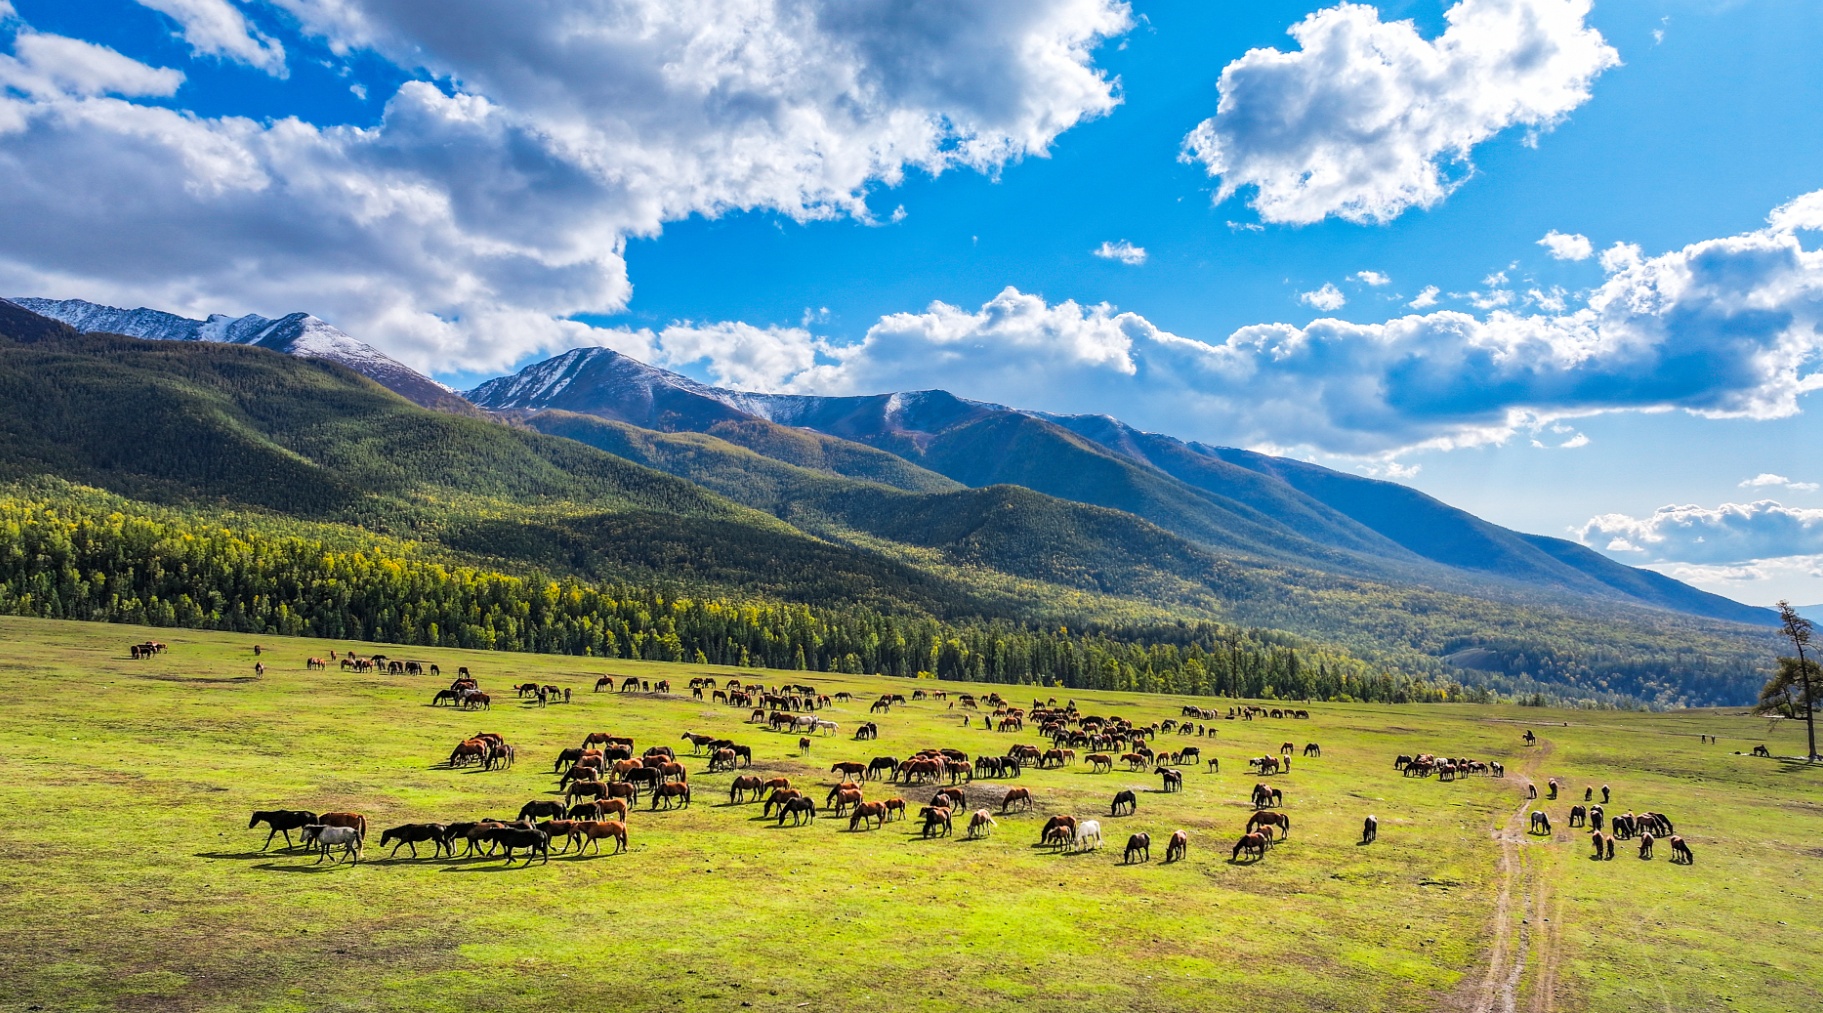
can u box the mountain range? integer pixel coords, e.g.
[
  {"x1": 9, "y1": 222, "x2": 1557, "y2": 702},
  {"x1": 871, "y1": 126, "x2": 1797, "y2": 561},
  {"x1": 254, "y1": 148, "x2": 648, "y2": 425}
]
[
  {"x1": 2, "y1": 296, "x2": 1782, "y2": 704},
  {"x1": 466, "y1": 344, "x2": 1772, "y2": 627}
]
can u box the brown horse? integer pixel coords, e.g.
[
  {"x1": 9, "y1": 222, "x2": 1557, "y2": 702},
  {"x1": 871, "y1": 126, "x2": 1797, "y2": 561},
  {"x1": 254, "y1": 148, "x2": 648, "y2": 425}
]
[
  {"x1": 317, "y1": 811, "x2": 367, "y2": 842},
  {"x1": 919, "y1": 805, "x2": 953, "y2": 838},
  {"x1": 967, "y1": 809, "x2": 997, "y2": 838},
  {"x1": 1669, "y1": 836, "x2": 1694, "y2": 864},
  {"x1": 830, "y1": 761, "x2": 867, "y2": 780},
  {"x1": 849, "y1": 801, "x2": 888, "y2": 830},
  {"x1": 763, "y1": 789, "x2": 804, "y2": 817},
  {"x1": 1165, "y1": 829, "x2": 1189, "y2": 862},
  {"x1": 1232, "y1": 831, "x2": 1268, "y2": 861},
  {"x1": 1085, "y1": 753, "x2": 1114, "y2": 772},
  {"x1": 1001, "y1": 787, "x2": 1033, "y2": 812},
  {"x1": 729, "y1": 775, "x2": 764, "y2": 803},
  {"x1": 831, "y1": 789, "x2": 864, "y2": 815},
  {"x1": 565, "y1": 780, "x2": 608, "y2": 803},
  {"x1": 1246, "y1": 811, "x2": 1290, "y2": 839},
  {"x1": 883, "y1": 797, "x2": 907, "y2": 821},
  {"x1": 1124, "y1": 832, "x2": 1151, "y2": 863},
  {"x1": 1040, "y1": 814, "x2": 1077, "y2": 847},
  {"x1": 1590, "y1": 831, "x2": 1614, "y2": 860},
  {"x1": 650, "y1": 782, "x2": 692, "y2": 809},
  {"x1": 570, "y1": 819, "x2": 629, "y2": 855}
]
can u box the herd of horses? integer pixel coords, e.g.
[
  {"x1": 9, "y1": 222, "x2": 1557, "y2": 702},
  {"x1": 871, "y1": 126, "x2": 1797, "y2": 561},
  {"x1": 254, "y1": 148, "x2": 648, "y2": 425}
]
[
  {"x1": 244, "y1": 670, "x2": 1345, "y2": 868},
  {"x1": 240, "y1": 657, "x2": 1713, "y2": 882}
]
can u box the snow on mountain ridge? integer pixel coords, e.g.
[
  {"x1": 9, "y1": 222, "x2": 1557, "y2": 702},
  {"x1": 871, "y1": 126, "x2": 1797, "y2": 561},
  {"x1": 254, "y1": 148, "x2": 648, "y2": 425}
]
[{"x1": 13, "y1": 297, "x2": 471, "y2": 410}]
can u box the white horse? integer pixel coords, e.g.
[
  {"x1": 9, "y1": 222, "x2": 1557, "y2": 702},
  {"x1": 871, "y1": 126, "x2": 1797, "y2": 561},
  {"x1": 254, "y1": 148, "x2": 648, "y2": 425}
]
[
  {"x1": 793, "y1": 714, "x2": 819, "y2": 731},
  {"x1": 1073, "y1": 819, "x2": 1103, "y2": 852},
  {"x1": 302, "y1": 824, "x2": 363, "y2": 864},
  {"x1": 813, "y1": 718, "x2": 839, "y2": 736}
]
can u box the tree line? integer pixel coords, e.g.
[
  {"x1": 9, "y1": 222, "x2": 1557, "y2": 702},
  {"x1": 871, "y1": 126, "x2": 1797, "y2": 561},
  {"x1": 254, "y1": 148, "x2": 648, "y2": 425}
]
[{"x1": 0, "y1": 493, "x2": 1458, "y2": 703}]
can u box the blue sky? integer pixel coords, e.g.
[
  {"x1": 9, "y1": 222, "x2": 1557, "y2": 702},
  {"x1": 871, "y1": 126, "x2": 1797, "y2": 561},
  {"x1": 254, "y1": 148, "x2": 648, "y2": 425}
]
[{"x1": 5, "y1": 1, "x2": 1823, "y2": 604}]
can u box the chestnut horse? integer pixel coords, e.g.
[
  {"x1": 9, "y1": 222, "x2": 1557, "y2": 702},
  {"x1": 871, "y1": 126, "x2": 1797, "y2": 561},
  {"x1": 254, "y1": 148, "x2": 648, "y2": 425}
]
[
  {"x1": 1001, "y1": 787, "x2": 1033, "y2": 812},
  {"x1": 1246, "y1": 811, "x2": 1290, "y2": 840},
  {"x1": 1165, "y1": 829, "x2": 1189, "y2": 862},
  {"x1": 1232, "y1": 831, "x2": 1268, "y2": 861}
]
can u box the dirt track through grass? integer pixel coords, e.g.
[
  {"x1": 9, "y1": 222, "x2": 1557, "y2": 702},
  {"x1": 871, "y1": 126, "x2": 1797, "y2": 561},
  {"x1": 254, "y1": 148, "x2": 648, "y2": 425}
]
[{"x1": 0, "y1": 616, "x2": 1819, "y2": 1013}]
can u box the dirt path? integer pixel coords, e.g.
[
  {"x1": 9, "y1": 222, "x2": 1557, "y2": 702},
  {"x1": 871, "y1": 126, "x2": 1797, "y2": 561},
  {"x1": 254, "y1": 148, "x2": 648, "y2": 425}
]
[{"x1": 1448, "y1": 737, "x2": 1563, "y2": 1013}]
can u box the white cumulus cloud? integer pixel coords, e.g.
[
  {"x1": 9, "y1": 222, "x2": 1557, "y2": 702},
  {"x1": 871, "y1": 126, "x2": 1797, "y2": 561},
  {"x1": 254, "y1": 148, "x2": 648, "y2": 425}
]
[
  {"x1": 1352, "y1": 270, "x2": 1390, "y2": 286},
  {"x1": 0, "y1": 1, "x2": 1133, "y2": 372},
  {"x1": 137, "y1": 0, "x2": 287, "y2": 76},
  {"x1": 1408, "y1": 285, "x2": 1440, "y2": 309},
  {"x1": 1741, "y1": 473, "x2": 1820, "y2": 493},
  {"x1": 1180, "y1": 0, "x2": 1618, "y2": 225},
  {"x1": 1299, "y1": 283, "x2": 1347, "y2": 311},
  {"x1": 1579, "y1": 501, "x2": 1823, "y2": 565},
  {"x1": 1538, "y1": 229, "x2": 1593, "y2": 261},
  {"x1": 1092, "y1": 239, "x2": 1147, "y2": 265},
  {"x1": 707, "y1": 188, "x2": 1823, "y2": 456}
]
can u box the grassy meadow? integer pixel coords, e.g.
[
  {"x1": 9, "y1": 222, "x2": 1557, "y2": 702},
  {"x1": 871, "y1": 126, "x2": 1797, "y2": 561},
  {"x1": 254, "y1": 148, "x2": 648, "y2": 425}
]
[{"x1": 0, "y1": 615, "x2": 1816, "y2": 1013}]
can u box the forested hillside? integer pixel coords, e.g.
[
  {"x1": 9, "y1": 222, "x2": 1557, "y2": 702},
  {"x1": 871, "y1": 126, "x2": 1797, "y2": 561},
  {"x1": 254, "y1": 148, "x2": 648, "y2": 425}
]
[{"x1": 0, "y1": 308, "x2": 1780, "y2": 706}]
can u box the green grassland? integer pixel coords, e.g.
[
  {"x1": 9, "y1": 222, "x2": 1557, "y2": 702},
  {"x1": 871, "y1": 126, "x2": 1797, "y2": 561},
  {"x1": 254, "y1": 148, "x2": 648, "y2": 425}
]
[{"x1": 0, "y1": 615, "x2": 1816, "y2": 1013}]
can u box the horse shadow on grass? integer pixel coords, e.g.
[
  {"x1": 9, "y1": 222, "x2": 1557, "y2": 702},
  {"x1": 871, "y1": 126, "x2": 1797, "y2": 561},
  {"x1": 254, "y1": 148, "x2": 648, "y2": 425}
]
[
  {"x1": 196, "y1": 849, "x2": 300, "y2": 861},
  {"x1": 249, "y1": 862, "x2": 350, "y2": 874}
]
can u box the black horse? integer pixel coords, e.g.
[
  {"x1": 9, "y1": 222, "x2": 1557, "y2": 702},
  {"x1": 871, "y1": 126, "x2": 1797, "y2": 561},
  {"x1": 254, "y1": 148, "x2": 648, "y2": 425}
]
[{"x1": 249, "y1": 809, "x2": 319, "y2": 850}]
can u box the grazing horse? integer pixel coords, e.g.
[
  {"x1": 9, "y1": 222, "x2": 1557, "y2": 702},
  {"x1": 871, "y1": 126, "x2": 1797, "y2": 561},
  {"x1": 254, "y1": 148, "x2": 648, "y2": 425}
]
[
  {"x1": 1250, "y1": 784, "x2": 1283, "y2": 809},
  {"x1": 1530, "y1": 811, "x2": 1552, "y2": 836},
  {"x1": 920, "y1": 806, "x2": 953, "y2": 838},
  {"x1": 1568, "y1": 805, "x2": 1587, "y2": 827},
  {"x1": 1670, "y1": 836, "x2": 1694, "y2": 864},
  {"x1": 777, "y1": 797, "x2": 817, "y2": 825},
  {"x1": 1231, "y1": 831, "x2": 1268, "y2": 862},
  {"x1": 830, "y1": 761, "x2": 868, "y2": 780},
  {"x1": 1302, "y1": 743, "x2": 1321, "y2": 757},
  {"x1": 1001, "y1": 787, "x2": 1033, "y2": 812},
  {"x1": 1158, "y1": 767, "x2": 1183, "y2": 792},
  {"x1": 831, "y1": 789, "x2": 864, "y2": 815},
  {"x1": 1040, "y1": 815, "x2": 1077, "y2": 848},
  {"x1": 570, "y1": 820, "x2": 629, "y2": 855},
  {"x1": 967, "y1": 809, "x2": 997, "y2": 839},
  {"x1": 1110, "y1": 789, "x2": 1137, "y2": 816},
  {"x1": 849, "y1": 801, "x2": 889, "y2": 830},
  {"x1": 729, "y1": 775, "x2": 765, "y2": 803},
  {"x1": 517, "y1": 800, "x2": 567, "y2": 822},
  {"x1": 883, "y1": 797, "x2": 907, "y2": 821},
  {"x1": 1072, "y1": 820, "x2": 1103, "y2": 852},
  {"x1": 1246, "y1": 811, "x2": 1291, "y2": 840},
  {"x1": 762, "y1": 789, "x2": 804, "y2": 817},
  {"x1": 1361, "y1": 815, "x2": 1377, "y2": 845},
  {"x1": 1086, "y1": 753, "x2": 1113, "y2": 773},
  {"x1": 1638, "y1": 832, "x2": 1655, "y2": 859},
  {"x1": 1590, "y1": 831, "x2": 1614, "y2": 860},
  {"x1": 1124, "y1": 832, "x2": 1151, "y2": 863},
  {"x1": 379, "y1": 823, "x2": 446, "y2": 859},
  {"x1": 302, "y1": 824, "x2": 363, "y2": 864},
  {"x1": 1165, "y1": 829, "x2": 1189, "y2": 862},
  {"x1": 249, "y1": 810, "x2": 319, "y2": 850},
  {"x1": 650, "y1": 782, "x2": 692, "y2": 809}
]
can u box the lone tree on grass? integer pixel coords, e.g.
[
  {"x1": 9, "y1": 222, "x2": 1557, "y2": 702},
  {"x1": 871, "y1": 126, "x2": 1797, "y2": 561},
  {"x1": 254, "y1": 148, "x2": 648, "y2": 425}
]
[{"x1": 1761, "y1": 601, "x2": 1821, "y2": 761}]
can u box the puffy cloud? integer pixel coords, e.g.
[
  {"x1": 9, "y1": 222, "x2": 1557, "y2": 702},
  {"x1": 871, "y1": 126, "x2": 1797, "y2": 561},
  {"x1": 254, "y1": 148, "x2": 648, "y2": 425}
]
[
  {"x1": 655, "y1": 320, "x2": 821, "y2": 391},
  {"x1": 1092, "y1": 239, "x2": 1146, "y2": 265},
  {"x1": 1180, "y1": 0, "x2": 1618, "y2": 225},
  {"x1": 737, "y1": 190, "x2": 1823, "y2": 456},
  {"x1": 785, "y1": 285, "x2": 1142, "y2": 407},
  {"x1": 0, "y1": 1, "x2": 1132, "y2": 371},
  {"x1": 1299, "y1": 283, "x2": 1347, "y2": 311},
  {"x1": 1408, "y1": 285, "x2": 1440, "y2": 309},
  {"x1": 1578, "y1": 501, "x2": 1823, "y2": 565},
  {"x1": 136, "y1": 0, "x2": 287, "y2": 76},
  {"x1": 1742, "y1": 473, "x2": 1820, "y2": 493},
  {"x1": 1538, "y1": 229, "x2": 1593, "y2": 261},
  {"x1": 1352, "y1": 270, "x2": 1390, "y2": 286}
]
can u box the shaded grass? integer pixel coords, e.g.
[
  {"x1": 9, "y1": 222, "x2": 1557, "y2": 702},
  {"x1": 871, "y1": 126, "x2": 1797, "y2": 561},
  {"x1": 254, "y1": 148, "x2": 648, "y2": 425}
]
[{"x1": 0, "y1": 616, "x2": 1816, "y2": 1013}]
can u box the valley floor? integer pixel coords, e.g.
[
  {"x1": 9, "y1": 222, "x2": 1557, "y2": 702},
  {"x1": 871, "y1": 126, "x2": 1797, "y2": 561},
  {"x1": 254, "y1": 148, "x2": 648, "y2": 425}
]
[{"x1": 0, "y1": 615, "x2": 1816, "y2": 1013}]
